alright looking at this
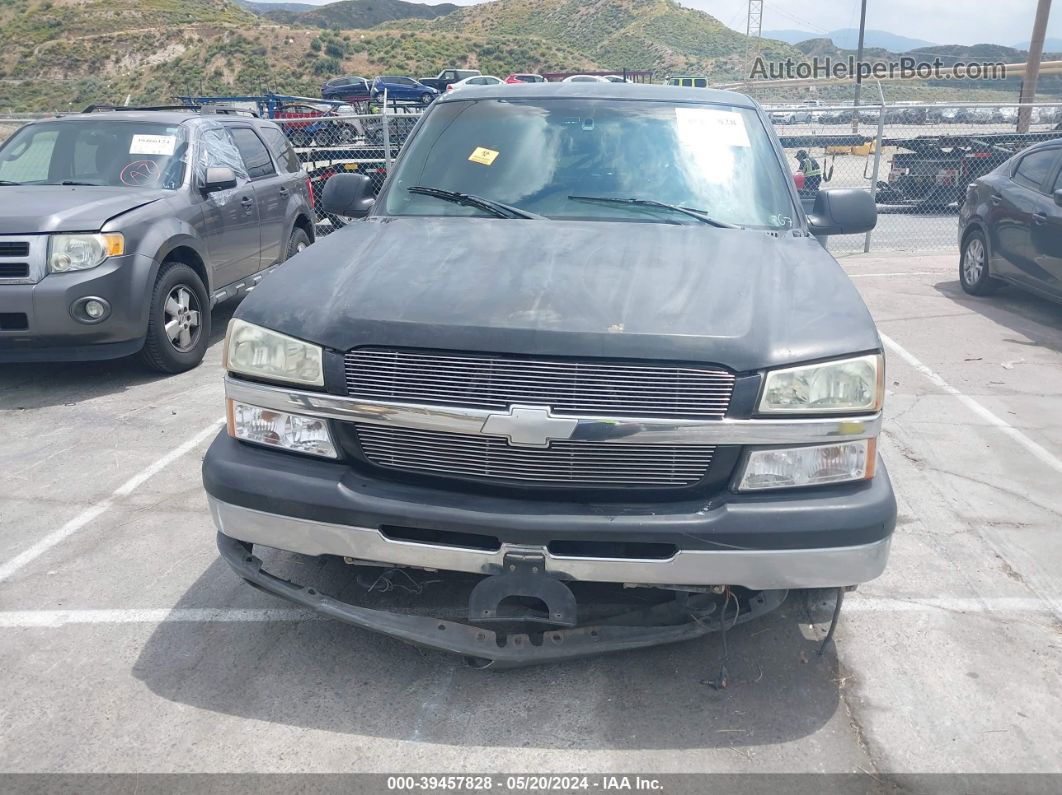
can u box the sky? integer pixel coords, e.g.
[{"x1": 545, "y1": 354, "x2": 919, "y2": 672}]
[{"x1": 256, "y1": 0, "x2": 1062, "y2": 48}]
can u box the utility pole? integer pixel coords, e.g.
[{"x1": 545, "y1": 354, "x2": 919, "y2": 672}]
[
  {"x1": 1018, "y1": 0, "x2": 1052, "y2": 132},
  {"x1": 745, "y1": 0, "x2": 764, "y2": 88},
  {"x1": 852, "y1": 0, "x2": 868, "y2": 133}
]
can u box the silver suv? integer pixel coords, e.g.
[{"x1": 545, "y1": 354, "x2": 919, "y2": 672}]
[{"x1": 0, "y1": 107, "x2": 316, "y2": 372}]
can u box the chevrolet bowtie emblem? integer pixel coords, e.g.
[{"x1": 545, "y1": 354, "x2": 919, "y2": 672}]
[{"x1": 480, "y1": 405, "x2": 578, "y2": 448}]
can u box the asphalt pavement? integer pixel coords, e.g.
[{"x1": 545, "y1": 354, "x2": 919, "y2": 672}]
[{"x1": 1, "y1": 250, "x2": 1061, "y2": 780}]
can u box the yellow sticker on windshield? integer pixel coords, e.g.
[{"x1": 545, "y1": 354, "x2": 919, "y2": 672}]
[{"x1": 468, "y1": 147, "x2": 500, "y2": 166}]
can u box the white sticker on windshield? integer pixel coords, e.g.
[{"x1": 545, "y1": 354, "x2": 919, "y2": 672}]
[
  {"x1": 129, "y1": 134, "x2": 177, "y2": 156},
  {"x1": 675, "y1": 107, "x2": 750, "y2": 148}
]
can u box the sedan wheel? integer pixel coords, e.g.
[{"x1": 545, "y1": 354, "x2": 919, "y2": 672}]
[
  {"x1": 962, "y1": 236, "x2": 984, "y2": 284},
  {"x1": 959, "y1": 231, "x2": 1002, "y2": 296}
]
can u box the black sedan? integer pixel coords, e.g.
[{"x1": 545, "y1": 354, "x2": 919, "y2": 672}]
[{"x1": 959, "y1": 138, "x2": 1062, "y2": 302}]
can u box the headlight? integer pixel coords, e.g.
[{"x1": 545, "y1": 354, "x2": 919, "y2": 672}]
[
  {"x1": 224, "y1": 319, "x2": 324, "y2": 387},
  {"x1": 759, "y1": 354, "x2": 883, "y2": 414},
  {"x1": 736, "y1": 439, "x2": 875, "y2": 491},
  {"x1": 48, "y1": 233, "x2": 124, "y2": 273},
  {"x1": 228, "y1": 400, "x2": 337, "y2": 458}
]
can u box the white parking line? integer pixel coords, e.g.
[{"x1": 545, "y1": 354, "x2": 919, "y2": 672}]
[
  {"x1": 880, "y1": 333, "x2": 1062, "y2": 476},
  {"x1": 0, "y1": 598, "x2": 1055, "y2": 628},
  {"x1": 0, "y1": 418, "x2": 225, "y2": 584}
]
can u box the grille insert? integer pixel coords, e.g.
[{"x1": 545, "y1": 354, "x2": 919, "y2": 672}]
[
  {"x1": 355, "y1": 424, "x2": 715, "y2": 487},
  {"x1": 345, "y1": 349, "x2": 736, "y2": 419},
  {"x1": 0, "y1": 242, "x2": 29, "y2": 257},
  {"x1": 0, "y1": 263, "x2": 29, "y2": 278}
]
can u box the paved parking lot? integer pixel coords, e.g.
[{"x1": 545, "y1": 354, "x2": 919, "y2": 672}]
[{"x1": 1, "y1": 250, "x2": 1061, "y2": 778}]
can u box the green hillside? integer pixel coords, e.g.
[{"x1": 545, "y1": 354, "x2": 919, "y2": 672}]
[
  {"x1": 407, "y1": 0, "x2": 801, "y2": 78},
  {"x1": 257, "y1": 0, "x2": 458, "y2": 30},
  {"x1": 0, "y1": 0, "x2": 597, "y2": 111}
]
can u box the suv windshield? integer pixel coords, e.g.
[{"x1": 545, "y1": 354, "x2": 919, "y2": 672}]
[
  {"x1": 0, "y1": 120, "x2": 189, "y2": 189},
  {"x1": 383, "y1": 98, "x2": 795, "y2": 228}
]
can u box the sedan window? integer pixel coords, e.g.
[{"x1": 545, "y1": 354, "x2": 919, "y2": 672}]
[{"x1": 1013, "y1": 149, "x2": 1058, "y2": 191}]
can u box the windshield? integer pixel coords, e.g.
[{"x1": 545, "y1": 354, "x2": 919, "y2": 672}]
[
  {"x1": 382, "y1": 98, "x2": 795, "y2": 228},
  {"x1": 0, "y1": 120, "x2": 189, "y2": 189}
]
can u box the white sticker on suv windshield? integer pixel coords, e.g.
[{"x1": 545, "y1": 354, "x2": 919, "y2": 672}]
[
  {"x1": 675, "y1": 107, "x2": 750, "y2": 148},
  {"x1": 129, "y1": 134, "x2": 177, "y2": 156}
]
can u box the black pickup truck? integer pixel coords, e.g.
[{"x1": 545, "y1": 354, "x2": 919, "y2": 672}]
[
  {"x1": 202, "y1": 83, "x2": 894, "y2": 666},
  {"x1": 418, "y1": 68, "x2": 481, "y2": 92}
]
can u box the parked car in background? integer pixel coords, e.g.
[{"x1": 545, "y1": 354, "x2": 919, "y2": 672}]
[
  {"x1": 666, "y1": 76, "x2": 708, "y2": 87},
  {"x1": 504, "y1": 73, "x2": 547, "y2": 84},
  {"x1": 321, "y1": 76, "x2": 371, "y2": 104},
  {"x1": 272, "y1": 102, "x2": 360, "y2": 146},
  {"x1": 418, "y1": 68, "x2": 481, "y2": 92},
  {"x1": 562, "y1": 74, "x2": 610, "y2": 83},
  {"x1": 371, "y1": 76, "x2": 439, "y2": 105},
  {"x1": 769, "y1": 109, "x2": 812, "y2": 124},
  {"x1": 203, "y1": 82, "x2": 891, "y2": 666},
  {"x1": 0, "y1": 108, "x2": 315, "y2": 371},
  {"x1": 447, "y1": 75, "x2": 504, "y2": 92},
  {"x1": 959, "y1": 138, "x2": 1062, "y2": 303}
]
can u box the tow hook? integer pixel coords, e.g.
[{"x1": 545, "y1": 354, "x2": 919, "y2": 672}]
[{"x1": 467, "y1": 552, "x2": 578, "y2": 627}]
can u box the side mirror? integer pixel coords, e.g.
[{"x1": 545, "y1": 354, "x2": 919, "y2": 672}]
[
  {"x1": 202, "y1": 166, "x2": 237, "y2": 193},
  {"x1": 807, "y1": 188, "x2": 877, "y2": 236},
  {"x1": 322, "y1": 173, "x2": 374, "y2": 218},
  {"x1": 1054, "y1": 189, "x2": 1062, "y2": 207}
]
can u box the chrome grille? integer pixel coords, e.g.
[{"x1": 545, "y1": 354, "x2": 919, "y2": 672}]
[
  {"x1": 345, "y1": 350, "x2": 736, "y2": 419},
  {"x1": 355, "y1": 425, "x2": 716, "y2": 487}
]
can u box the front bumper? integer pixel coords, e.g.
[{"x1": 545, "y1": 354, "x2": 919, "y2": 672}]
[
  {"x1": 0, "y1": 254, "x2": 148, "y2": 362},
  {"x1": 217, "y1": 531, "x2": 790, "y2": 667},
  {"x1": 203, "y1": 432, "x2": 896, "y2": 590}
]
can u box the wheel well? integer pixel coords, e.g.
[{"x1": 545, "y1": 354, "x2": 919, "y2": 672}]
[
  {"x1": 161, "y1": 245, "x2": 209, "y2": 292},
  {"x1": 294, "y1": 213, "x2": 315, "y2": 243},
  {"x1": 960, "y1": 223, "x2": 984, "y2": 250}
]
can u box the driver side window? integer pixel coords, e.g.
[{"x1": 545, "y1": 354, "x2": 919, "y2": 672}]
[{"x1": 197, "y1": 126, "x2": 248, "y2": 187}]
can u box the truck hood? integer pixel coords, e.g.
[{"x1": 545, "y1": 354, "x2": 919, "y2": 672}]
[
  {"x1": 238, "y1": 217, "x2": 881, "y2": 372},
  {"x1": 0, "y1": 186, "x2": 168, "y2": 234}
]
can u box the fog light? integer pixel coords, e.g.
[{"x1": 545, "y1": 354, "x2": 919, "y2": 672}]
[
  {"x1": 736, "y1": 439, "x2": 876, "y2": 491},
  {"x1": 70, "y1": 296, "x2": 111, "y2": 324},
  {"x1": 227, "y1": 400, "x2": 337, "y2": 459}
]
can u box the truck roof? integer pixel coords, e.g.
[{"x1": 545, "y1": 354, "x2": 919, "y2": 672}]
[{"x1": 435, "y1": 81, "x2": 757, "y2": 107}]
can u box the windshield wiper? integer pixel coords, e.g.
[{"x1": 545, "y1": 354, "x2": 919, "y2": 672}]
[
  {"x1": 567, "y1": 195, "x2": 739, "y2": 228},
  {"x1": 408, "y1": 186, "x2": 544, "y2": 220},
  {"x1": 56, "y1": 180, "x2": 105, "y2": 186},
  {"x1": 0, "y1": 180, "x2": 22, "y2": 186}
]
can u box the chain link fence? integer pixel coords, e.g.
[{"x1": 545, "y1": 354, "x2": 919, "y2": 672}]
[
  {"x1": 6, "y1": 101, "x2": 1062, "y2": 255},
  {"x1": 765, "y1": 102, "x2": 1062, "y2": 255},
  {"x1": 272, "y1": 106, "x2": 424, "y2": 234}
]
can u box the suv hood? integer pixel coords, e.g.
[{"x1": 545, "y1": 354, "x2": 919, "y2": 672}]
[
  {"x1": 0, "y1": 186, "x2": 168, "y2": 234},
  {"x1": 238, "y1": 217, "x2": 881, "y2": 372}
]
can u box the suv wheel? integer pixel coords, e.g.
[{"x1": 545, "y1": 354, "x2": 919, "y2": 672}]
[
  {"x1": 139, "y1": 261, "x2": 210, "y2": 373},
  {"x1": 959, "y1": 230, "x2": 1002, "y2": 296},
  {"x1": 287, "y1": 227, "x2": 311, "y2": 259}
]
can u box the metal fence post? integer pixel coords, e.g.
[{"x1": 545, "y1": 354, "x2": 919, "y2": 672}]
[
  {"x1": 863, "y1": 104, "x2": 885, "y2": 254},
  {"x1": 382, "y1": 90, "x2": 393, "y2": 172}
]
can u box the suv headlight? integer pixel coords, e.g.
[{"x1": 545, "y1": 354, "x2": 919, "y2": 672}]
[
  {"x1": 48, "y1": 233, "x2": 124, "y2": 273},
  {"x1": 224, "y1": 319, "x2": 324, "y2": 387},
  {"x1": 759, "y1": 354, "x2": 883, "y2": 414}
]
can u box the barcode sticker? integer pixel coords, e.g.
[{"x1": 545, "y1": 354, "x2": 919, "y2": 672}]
[
  {"x1": 675, "y1": 108, "x2": 751, "y2": 148},
  {"x1": 129, "y1": 134, "x2": 177, "y2": 156}
]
